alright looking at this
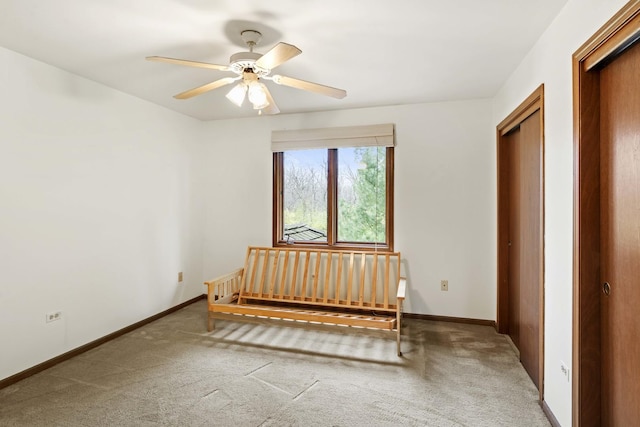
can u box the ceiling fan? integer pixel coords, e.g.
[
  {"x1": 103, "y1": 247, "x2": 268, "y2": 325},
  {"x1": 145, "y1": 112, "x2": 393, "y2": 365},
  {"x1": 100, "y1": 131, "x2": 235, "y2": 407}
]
[{"x1": 146, "y1": 30, "x2": 347, "y2": 115}]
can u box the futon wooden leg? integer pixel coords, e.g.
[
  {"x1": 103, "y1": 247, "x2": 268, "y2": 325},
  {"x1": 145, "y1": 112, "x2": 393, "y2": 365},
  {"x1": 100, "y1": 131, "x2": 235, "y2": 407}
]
[{"x1": 396, "y1": 309, "x2": 402, "y2": 357}]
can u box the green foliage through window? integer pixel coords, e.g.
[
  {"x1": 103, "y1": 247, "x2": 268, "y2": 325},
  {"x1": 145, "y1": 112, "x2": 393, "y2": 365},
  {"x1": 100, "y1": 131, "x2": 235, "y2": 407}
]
[{"x1": 337, "y1": 147, "x2": 386, "y2": 243}]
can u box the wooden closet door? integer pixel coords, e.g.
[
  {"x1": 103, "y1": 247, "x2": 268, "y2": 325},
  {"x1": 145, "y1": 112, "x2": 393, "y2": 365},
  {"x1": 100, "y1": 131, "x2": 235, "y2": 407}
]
[
  {"x1": 507, "y1": 126, "x2": 521, "y2": 351},
  {"x1": 599, "y1": 38, "x2": 640, "y2": 427},
  {"x1": 507, "y1": 110, "x2": 542, "y2": 389}
]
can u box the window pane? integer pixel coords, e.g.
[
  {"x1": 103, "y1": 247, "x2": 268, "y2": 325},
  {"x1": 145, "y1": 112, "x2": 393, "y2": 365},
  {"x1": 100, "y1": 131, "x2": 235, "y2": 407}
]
[
  {"x1": 283, "y1": 149, "x2": 328, "y2": 242},
  {"x1": 337, "y1": 147, "x2": 386, "y2": 243}
]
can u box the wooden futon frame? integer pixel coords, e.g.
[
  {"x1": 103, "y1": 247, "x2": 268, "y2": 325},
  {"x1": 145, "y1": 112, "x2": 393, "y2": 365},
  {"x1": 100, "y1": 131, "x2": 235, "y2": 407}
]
[{"x1": 205, "y1": 246, "x2": 407, "y2": 356}]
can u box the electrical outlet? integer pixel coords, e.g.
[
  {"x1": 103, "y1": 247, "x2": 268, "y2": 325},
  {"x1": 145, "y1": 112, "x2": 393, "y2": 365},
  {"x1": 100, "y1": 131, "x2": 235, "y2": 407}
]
[
  {"x1": 46, "y1": 311, "x2": 62, "y2": 323},
  {"x1": 178, "y1": 272, "x2": 183, "y2": 282},
  {"x1": 560, "y1": 361, "x2": 570, "y2": 382},
  {"x1": 440, "y1": 280, "x2": 449, "y2": 291}
]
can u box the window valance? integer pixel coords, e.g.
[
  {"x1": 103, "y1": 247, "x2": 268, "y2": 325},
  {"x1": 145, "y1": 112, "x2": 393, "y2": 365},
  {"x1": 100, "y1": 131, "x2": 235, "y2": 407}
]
[{"x1": 271, "y1": 123, "x2": 395, "y2": 152}]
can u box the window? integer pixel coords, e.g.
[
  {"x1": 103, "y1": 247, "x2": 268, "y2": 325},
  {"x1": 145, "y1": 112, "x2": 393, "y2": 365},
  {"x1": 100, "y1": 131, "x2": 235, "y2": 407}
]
[{"x1": 272, "y1": 124, "x2": 394, "y2": 251}]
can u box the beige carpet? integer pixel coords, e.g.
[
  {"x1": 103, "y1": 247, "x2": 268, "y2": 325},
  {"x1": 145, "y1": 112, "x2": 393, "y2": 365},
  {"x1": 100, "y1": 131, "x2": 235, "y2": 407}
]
[{"x1": 0, "y1": 300, "x2": 550, "y2": 426}]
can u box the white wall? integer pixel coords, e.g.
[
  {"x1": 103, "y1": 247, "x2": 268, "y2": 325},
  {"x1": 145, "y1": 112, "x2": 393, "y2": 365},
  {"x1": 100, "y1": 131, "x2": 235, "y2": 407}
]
[
  {"x1": 492, "y1": 0, "x2": 628, "y2": 425},
  {"x1": 0, "y1": 47, "x2": 206, "y2": 380},
  {"x1": 201, "y1": 99, "x2": 496, "y2": 320}
]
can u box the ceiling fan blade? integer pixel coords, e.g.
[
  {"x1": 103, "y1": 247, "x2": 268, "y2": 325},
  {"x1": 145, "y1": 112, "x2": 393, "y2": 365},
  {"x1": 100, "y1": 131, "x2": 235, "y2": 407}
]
[
  {"x1": 146, "y1": 56, "x2": 229, "y2": 71},
  {"x1": 174, "y1": 77, "x2": 237, "y2": 99},
  {"x1": 261, "y1": 85, "x2": 280, "y2": 115},
  {"x1": 272, "y1": 75, "x2": 346, "y2": 99},
  {"x1": 255, "y1": 43, "x2": 302, "y2": 70}
]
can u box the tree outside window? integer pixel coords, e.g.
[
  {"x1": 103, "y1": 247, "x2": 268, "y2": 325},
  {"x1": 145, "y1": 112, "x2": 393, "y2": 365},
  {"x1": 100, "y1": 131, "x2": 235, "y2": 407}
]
[{"x1": 337, "y1": 147, "x2": 386, "y2": 243}]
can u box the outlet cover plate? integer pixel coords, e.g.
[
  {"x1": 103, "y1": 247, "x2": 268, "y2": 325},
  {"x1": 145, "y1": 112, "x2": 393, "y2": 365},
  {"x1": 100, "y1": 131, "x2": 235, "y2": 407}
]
[
  {"x1": 46, "y1": 311, "x2": 62, "y2": 323},
  {"x1": 560, "y1": 361, "x2": 570, "y2": 382}
]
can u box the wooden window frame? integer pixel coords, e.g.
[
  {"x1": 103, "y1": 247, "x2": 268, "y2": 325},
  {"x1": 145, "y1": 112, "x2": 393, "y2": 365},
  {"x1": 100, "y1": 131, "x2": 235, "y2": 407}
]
[{"x1": 273, "y1": 147, "x2": 394, "y2": 252}]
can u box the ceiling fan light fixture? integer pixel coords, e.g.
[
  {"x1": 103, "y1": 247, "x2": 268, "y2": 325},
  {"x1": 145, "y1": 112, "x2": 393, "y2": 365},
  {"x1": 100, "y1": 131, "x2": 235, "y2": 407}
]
[
  {"x1": 248, "y1": 81, "x2": 269, "y2": 110},
  {"x1": 225, "y1": 82, "x2": 247, "y2": 107}
]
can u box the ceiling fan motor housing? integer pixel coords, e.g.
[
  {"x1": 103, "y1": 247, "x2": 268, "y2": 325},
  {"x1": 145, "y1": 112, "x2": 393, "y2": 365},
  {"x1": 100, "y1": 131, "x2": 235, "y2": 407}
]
[{"x1": 229, "y1": 51, "x2": 269, "y2": 76}]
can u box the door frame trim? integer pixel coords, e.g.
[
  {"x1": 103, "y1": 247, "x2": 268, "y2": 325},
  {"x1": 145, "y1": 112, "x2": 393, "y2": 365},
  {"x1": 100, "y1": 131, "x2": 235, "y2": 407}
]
[
  {"x1": 496, "y1": 84, "x2": 545, "y2": 400},
  {"x1": 572, "y1": 1, "x2": 640, "y2": 425}
]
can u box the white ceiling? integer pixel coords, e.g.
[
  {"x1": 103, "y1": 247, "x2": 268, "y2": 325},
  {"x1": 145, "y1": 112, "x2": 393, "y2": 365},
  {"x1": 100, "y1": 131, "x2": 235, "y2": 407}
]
[{"x1": 0, "y1": 0, "x2": 568, "y2": 121}]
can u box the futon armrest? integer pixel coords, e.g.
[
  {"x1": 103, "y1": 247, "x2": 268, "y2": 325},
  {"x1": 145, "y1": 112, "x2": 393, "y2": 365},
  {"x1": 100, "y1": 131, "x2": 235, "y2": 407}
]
[
  {"x1": 204, "y1": 268, "x2": 244, "y2": 304},
  {"x1": 397, "y1": 277, "x2": 407, "y2": 300},
  {"x1": 204, "y1": 267, "x2": 244, "y2": 287}
]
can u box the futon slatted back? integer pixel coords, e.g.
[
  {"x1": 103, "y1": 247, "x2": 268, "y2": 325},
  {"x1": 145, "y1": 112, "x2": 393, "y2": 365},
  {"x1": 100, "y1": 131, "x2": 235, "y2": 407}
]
[{"x1": 238, "y1": 246, "x2": 402, "y2": 312}]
